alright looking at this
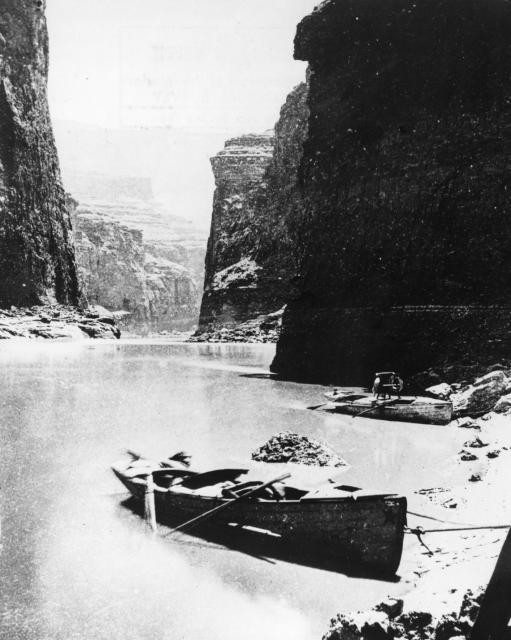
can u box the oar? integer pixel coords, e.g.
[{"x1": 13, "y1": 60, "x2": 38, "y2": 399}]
[
  {"x1": 354, "y1": 398, "x2": 398, "y2": 419},
  {"x1": 166, "y1": 472, "x2": 291, "y2": 537},
  {"x1": 307, "y1": 402, "x2": 330, "y2": 410}
]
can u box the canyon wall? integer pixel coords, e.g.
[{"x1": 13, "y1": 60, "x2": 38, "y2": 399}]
[
  {"x1": 272, "y1": 0, "x2": 511, "y2": 383},
  {"x1": 199, "y1": 82, "x2": 309, "y2": 330},
  {"x1": 67, "y1": 174, "x2": 205, "y2": 332},
  {"x1": 0, "y1": 0, "x2": 79, "y2": 306}
]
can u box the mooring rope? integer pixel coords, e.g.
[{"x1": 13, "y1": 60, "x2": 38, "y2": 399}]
[
  {"x1": 404, "y1": 523, "x2": 511, "y2": 556},
  {"x1": 407, "y1": 509, "x2": 511, "y2": 531},
  {"x1": 407, "y1": 524, "x2": 511, "y2": 534},
  {"x1": 406, "y1": 509, "x2": 470, "y2": 524}
]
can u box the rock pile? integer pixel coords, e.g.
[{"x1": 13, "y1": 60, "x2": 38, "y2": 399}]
[
  {"x1": 425, "y1": 370, "x2": 511, "y2": 417},
  {"x1": 190, "y1": 308, "x2": 283, "y2": 344},
  {"x1": 0, "y1": 304, "x2": 121, "y2": 340},
  {"x1": 325, "y1": 588, "x2": 484, "y2": 640},
  {"x1": 251, "y1": 431, "x2": 347, "y2": 467}
]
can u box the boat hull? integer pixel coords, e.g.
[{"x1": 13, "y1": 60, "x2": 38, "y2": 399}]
[
  {"x1": 324, "y1": 393, "x2": 453, "y2": 425},
  {"x1": 112, "y1": 466, "x2": 407, "y2": 574}
]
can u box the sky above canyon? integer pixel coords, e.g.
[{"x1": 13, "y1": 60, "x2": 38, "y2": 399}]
[{"x1": 46, "y1": 0, "x2": 318, "y2": 227}]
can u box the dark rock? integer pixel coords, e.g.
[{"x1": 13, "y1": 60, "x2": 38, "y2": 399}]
[
  {"x1": 458, "y1": 588, "x2": 484, "y2": 625},
  {"x1": 493, "y1": 392, "x2": 511, "y2": 414},
  {"x1": 198, "y1": 82, "x2": 309, "y2": 333},
  {"x1": 455, "y1": 418, "x2": 480, "y2": 430},
  {"x1": 374, "y1": 599, "x2": 403, "y2": 620},
  {"x1": 325, "y1": 612, "x2": 390, "y2": 640},
  {"x1": 434, "y1": 615, "x2": 463, "y2": 640},
  {"x1": 395, "y1": 611, "x2": 434, "y2": 634},
  {"x1": 252, "y1": 431, "x2": 347, "y2": 467},
  {"x1": 486, "y1": 449, "x2": 500, "y2": 459},
  {"x1": 0, "y1": 0, "x2": 79, "y2": 306},
  {"x1": 410, "y1": 370, "x2": 442, "y2": 390},
  {"x1": 271, "y1": 0, "x2": 511, "y2": 383},
  {"x1": 78, "y1": 322, "x2": 120, "y2": 340},
  {"x1": 468, "y1": 474, "x2": 481, "y2": 482},
  {"x1": 459, "y1": 451, "x2": 478, "y2": 462},
  {"x1": 323, "y1": 587, "x2": 483, "y2": 640},
  {"x1": 451, "y1": 372, "x2": 507, "y2": 416},
  {"x1": 464, "y1": 437, "x2": 488, "y2": 449}
]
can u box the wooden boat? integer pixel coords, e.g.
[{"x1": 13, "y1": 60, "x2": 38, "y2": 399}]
[
  {"x1": 323, "y1": 391, "x2": 453, "y2": 425},
  {"x1": 112, "y1": 457, "x2": 407, "y2": 574}
]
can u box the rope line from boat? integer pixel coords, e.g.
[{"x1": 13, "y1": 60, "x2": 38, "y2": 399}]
[
  {"x1": 408, "y1": 508, "x2": 511, "y2": 529},
  {"x1": 405, "y1": 523, "x2": 511, "y2": 556},
  {"x1": 406, "y1": 524, "x2": 511, "y2": 535}
]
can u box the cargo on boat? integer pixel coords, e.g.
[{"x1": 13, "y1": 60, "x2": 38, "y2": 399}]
[
  {"x1": 323, "y1": 391, "x2": 453, "y2": 425},
  {"x1": 112, "y1": 457, "x2": 407, "y2": 574}
]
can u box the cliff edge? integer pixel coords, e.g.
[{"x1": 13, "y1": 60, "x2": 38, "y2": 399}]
[
  {"x1": 0, "y1": 0, "x2": 78, "y2": 306},
  {"x1": 272, "y1": 0, "x2": 511, "y2": 383},
  {"x1": 198, "y1": 82, "x2": 309, "y2": 333}
]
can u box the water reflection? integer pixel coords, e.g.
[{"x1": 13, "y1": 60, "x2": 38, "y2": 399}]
[{"x1": 0, "y1": 341, "x2": 468, "y2": 640}]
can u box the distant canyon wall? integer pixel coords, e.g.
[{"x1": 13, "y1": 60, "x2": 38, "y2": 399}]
[
  {"x1": 198, "y1": 82, "x2": 309, "y2": 330},
  {"x1": 272, "y1": 0, "x2": 511, "y2": 383},
  {"x1": 67, "y1": 174, "x2": 206, "y2": 332},
  {"x1": 0, "y1": 0, "x2": 78, "y2": 306}
]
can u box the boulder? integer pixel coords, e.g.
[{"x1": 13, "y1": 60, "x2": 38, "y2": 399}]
[
  {"x1": 434, "y1": 614, "x2": 464, "y2": 640},
  {"x1": 474, "y1": 371, "x2": 507, "y2": 387},
  {"x1": 493, "y1": 392, "x2": 511, "y2": 414},
  {"x1": 326, "y1": 611, "x2": 390, "y2": 640},
  {"x1": 459, "y1": 450, "x2": 478, "y2": 461},
  {"x1": 426, "y1": 383, "x2": 453, "y2": 400},
  {"x1": 451, "y1": 371, "x2": 507, "y2": 416},
  {"x1": 375, "y1": 599, "x2": 403, "y2": 619},
  {"x1": 455, "y1": 418, "x2": 480, "y2": 429},
  {"x1": 464, "y1": 437, "x2": 488, "y2": 448},
  {"x1": 458, "y1": 588, "x2": 485, "y2": 625}
]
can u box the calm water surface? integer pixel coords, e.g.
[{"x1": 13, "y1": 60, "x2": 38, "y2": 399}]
[{"x1": 0, "y1": 340, "x2": 468, "y2": 640}]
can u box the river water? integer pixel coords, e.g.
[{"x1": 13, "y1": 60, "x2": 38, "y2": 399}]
[{"x1": 0, "y1": 340, "x2": 469, "y2": 640}]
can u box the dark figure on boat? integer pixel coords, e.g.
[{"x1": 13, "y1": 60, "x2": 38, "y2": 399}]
[
  {"x1": 393, "y1": 374, "x2": 404, "y2": 399},
  {"x1": 373, "y1": 372, "x2": 403, "y2": 400},
  {"x1": 372, "y1": 375, "x2": 382, "y2": 398}
]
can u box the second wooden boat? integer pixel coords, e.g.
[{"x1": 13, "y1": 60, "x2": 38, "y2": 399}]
[{"x1": 323, "y1": 392, "x2": 453, "y2": 425}]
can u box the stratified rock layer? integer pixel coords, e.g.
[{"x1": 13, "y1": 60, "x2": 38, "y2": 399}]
[
  {"x1": 199, "y1": 82, "x2": 309, "y2": 330},
  {"x1": 72, "y1": 204, "x2": 199, "y2": 333},
  {"x1": 65, "y1": 173, "x2": 206, "y2": 332},
  {"x1": 272, "y1": 0, "x2": 511, "y2": 383},
  {"x1": 0, "y1": 0, "x2": 78, "y2": 306}
]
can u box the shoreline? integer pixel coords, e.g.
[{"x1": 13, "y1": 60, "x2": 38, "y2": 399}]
[
  {"x1": 1, "y1": 327, "x2": 507, "y2": 637},
  {"x1": 0, "y1": 304, "x2": 121, "y2": 340},
  {"x1": 322, "y1": 371, "x2": 511, "y2": 639}
]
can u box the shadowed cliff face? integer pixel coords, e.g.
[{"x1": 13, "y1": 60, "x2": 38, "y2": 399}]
[
  {"x1": 272, "y1": 0, "x2": 511, "y2": 383},
  {"x1": 0, "y1": 0, "x2": 79, "y2": 306},
  {"x1": 199, "y1": 83, "x2": 309, "y2": 329}
]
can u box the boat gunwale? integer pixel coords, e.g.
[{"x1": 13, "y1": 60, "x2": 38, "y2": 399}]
[{"x1": 114, "y1": 466, "x2": 403, "y2": 505}]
